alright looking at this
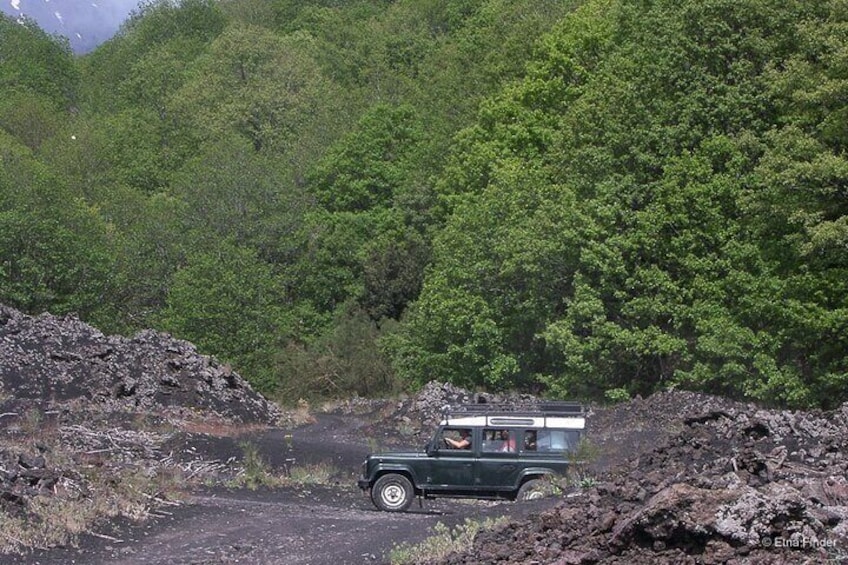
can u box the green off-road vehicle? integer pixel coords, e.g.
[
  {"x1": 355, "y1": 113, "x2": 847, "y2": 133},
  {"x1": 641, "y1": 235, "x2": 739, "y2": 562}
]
[{"x1": 357, "y1": 401, "x2": 586, "y2": 512}]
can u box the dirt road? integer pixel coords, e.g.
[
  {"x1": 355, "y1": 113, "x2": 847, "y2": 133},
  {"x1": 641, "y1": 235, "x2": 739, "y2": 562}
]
[
  {"x1": 48, "y1": 487, "x2": 504, "y2": 565},
  {"x1": 14, "y1": 413, "x2": 552, "y2": 565}
]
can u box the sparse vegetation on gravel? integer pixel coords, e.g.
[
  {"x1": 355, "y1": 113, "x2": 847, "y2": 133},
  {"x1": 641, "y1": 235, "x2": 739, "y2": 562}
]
[
  {"x1": 0, "y1": 407, "x2": 186, "y2": 554},
  {"x1": 389, "y1": 517, "x2": 511, "y2": 565},
  {"x1": 228, "y1": 442, "x2": 340, "y2": 491},
  {"x1": 0, "y1": 305, "x2": 303, "y2": 556}
]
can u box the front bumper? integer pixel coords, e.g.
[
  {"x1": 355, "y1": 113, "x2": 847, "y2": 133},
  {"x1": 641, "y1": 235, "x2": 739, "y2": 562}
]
[{"x1": 357, "y1": 478, "x2": 370, "y2": 490}]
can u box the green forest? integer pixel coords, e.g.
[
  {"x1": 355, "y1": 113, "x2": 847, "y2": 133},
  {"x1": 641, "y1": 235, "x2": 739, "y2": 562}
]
[{"x1": 1, "y1": 0, "x2": 846, "y2": 408}]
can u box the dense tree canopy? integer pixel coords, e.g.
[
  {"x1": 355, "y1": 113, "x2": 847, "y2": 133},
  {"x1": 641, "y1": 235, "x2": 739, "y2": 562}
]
[
  {"x1": 0, "y1": 0, "x2": 845, "y2": 407},
  {"x1": 387, "y1": 0, "x2": 848, "y2": 408},
  {"x1": 0, "y1": 131, "x2": 115, "y2": 324}
]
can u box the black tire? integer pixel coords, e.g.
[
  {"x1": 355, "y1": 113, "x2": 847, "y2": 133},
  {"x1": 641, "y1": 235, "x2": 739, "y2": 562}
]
[
  {"x1": 371, "y1": 473, "x2": 414, "y2": 512},
  {"x1": 516, "y1": 478, "x2": 555, "y2": 501}
]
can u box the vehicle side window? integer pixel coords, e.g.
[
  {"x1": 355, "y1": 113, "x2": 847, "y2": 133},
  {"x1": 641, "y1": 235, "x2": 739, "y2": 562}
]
[
  {"x1": 481, "y1": 429, "x2": 516, "y2": 452},
  {"x1": 536, "y1": 430, "x2": 580, "y2": 452},
  {"x1": 481, "y1": 429, "x2": 502, "y2": 452},
  {"x1": 440, "y1": 428, "x2": 472, "y2": 449}
]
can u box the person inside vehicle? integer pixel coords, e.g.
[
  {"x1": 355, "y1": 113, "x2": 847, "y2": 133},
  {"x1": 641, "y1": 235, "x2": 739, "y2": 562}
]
[
  {"x1": 499, "y1": 430, "x2": 517, "y2": 452},
  {"x1": 445, "y1": 429, "x2": 472, "y2": 449},
  {"x1": 524, "y1": 430, "x2": 537, "y2": 451}
]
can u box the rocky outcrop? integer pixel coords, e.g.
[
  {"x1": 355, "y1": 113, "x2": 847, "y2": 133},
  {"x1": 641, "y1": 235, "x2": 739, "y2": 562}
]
[
  {"x1": 0, "y1": 305, "x2": 282, "y2": 424},
  {"x1": 367, "y1": 380, "x2": 540, "y2": 442},
  {"x1": 442, "y1": 392, "x2": 848, "y2": 564}
]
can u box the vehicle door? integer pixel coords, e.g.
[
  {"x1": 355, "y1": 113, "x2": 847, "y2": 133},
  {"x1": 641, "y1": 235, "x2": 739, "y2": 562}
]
[
  {"x1": 423, "y1": 427, "x2": 476, "y2": 490},
  {"x1": 474, "y1": 428, "x2": 521, "y2": 490}
]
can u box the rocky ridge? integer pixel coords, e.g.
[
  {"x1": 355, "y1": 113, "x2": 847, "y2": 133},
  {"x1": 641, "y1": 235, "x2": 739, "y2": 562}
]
[
  {"x1": 0, "y1": 305, "x2": 282, "y2": 424},
  {"x1": 441, "y1": 392, "x2": 848, "y2": 564}
]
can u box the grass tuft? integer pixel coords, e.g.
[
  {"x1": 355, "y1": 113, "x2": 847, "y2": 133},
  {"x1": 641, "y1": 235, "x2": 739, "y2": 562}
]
[
  {"x1": 229, "y1": 441, "x2": 281, "y2": 489},
  {"x1": 286, "y1": 462, "x2": 335, "y2": 485},
  {"x1": 389, "y1": 516, "x2": 509, "y2": 564}
]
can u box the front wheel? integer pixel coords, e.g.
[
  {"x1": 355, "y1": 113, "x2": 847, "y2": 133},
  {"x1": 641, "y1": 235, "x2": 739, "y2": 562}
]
[
  {"x1": 371, "y1": 474, "x2": 414, "y2": 512},
  {"x1": 516, "y1": 478, "x2": 556, "y2": 501}
]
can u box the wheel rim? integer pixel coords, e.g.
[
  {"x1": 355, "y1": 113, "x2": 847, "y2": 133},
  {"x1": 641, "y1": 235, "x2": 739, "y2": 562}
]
[
  {"x1": 381, "y1": 483, "x2": 406, "y2": 509},
  {"x1": 524, "y1": 489, "x2": 545, "y2": 500}
]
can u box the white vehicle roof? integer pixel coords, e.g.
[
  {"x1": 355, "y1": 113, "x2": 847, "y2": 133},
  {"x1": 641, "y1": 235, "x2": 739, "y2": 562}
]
[
  {"x1": 440, "y1": 415, "x2": 585, "y2": 430},
  {"x1": 438, "y1": 401, "x2": 586, "y2": 430}
]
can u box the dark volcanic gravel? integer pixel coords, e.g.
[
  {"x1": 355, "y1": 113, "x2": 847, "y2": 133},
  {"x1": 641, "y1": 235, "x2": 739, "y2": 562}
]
[{"x1": 1, "y1": 304, "x2": 846, "y2": 564}]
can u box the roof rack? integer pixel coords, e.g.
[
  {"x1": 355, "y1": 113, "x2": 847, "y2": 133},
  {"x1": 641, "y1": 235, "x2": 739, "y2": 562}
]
[{"x1": 441, "y1": 401, "x2": 584, "y2": 419}]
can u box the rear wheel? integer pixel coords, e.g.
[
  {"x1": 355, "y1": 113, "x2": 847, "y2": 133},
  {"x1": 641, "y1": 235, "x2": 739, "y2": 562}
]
[
  {"x1": 517, "y1": 478, "x2": 556, "y2": 501},
  {"x1": 371, "y1": 474, "x2": 414, "y2": 512}
]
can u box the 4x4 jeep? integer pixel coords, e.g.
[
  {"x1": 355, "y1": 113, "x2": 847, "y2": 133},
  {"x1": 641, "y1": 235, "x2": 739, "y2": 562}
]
[{"x1": 357, "y1": 401, "x2": 585, "y2": 512}]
